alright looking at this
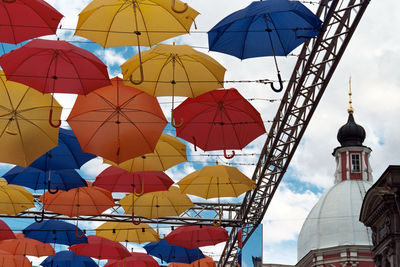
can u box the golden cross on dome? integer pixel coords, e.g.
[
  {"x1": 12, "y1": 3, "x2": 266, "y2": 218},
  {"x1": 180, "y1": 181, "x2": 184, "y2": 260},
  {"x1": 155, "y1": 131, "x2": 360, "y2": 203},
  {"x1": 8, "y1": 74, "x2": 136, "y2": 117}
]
[{"x1": 348, "y1": 77, "x2": 354, "y2": 114}]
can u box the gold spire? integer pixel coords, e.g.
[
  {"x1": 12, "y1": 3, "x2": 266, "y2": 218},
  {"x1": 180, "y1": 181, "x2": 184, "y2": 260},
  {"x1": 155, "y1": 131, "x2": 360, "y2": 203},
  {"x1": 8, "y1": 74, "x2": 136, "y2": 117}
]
[{"x1": 348, "y1": 77, "x2": 354, "y2": 114}]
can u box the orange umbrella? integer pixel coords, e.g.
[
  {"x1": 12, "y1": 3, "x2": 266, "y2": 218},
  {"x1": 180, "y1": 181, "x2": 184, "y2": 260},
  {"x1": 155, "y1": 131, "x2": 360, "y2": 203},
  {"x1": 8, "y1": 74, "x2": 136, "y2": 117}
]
[
  {"x1": 67, "y1": 77, "x2": 167, "y2": 164},
  {"x1": 168, "y1": 256, "x2": 216, "y2": 267},
  {"x1": 0, "y1": 233, "x2": 54, "y2": 257},
  {"x1": 39, "y1": 185, "x2": 115, "y2": 217},
  {"x1": 0, "y1": 249, "x2": 31, "y2": 267}
]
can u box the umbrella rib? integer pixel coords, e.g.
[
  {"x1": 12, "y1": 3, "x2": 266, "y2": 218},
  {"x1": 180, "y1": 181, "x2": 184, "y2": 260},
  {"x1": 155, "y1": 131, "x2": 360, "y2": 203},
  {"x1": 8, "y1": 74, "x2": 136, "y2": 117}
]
[
  {"x1": 174, "y1": 56, "x2": 196, "y2": 97},
  {"x1": 267, "y1": 13, "x2": 288, "y2": 55},
  {"x1": 240, "y1": 15, "x2": 258, "y2": 59},
  {"x1": 153, "y1": 54, "x2": 174, "y2": 96},
  {"x1": 103, "y1": 2, "x2": 129, "y2": 47},
  {"x1": 57, "y1": 50, "x2": 87, "y2": 94},
  {"x1": 182, "y1": 54, "x2": 224, "y2": 89},
  {"x1": 2, "y1": 3, "x2": 17, "y2": 44},
  {"x1": 1, "y1": 187, "x2": 18, "y2": 215},
  {"x1": 134, "y1": 1, "x2": 153, "y2": 46}
]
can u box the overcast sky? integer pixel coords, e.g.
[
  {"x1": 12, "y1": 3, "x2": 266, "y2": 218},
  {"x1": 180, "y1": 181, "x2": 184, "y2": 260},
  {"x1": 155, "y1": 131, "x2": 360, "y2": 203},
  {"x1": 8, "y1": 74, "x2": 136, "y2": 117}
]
[{"x1": 1, "y1": 0, "x2": 399, "y2": 265}]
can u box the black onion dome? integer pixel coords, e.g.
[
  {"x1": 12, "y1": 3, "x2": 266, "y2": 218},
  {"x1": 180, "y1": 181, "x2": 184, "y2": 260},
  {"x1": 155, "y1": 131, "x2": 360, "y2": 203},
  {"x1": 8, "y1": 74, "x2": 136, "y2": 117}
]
[{"x1": 337, "y1": 113, "x2": 366, "y2": 147}]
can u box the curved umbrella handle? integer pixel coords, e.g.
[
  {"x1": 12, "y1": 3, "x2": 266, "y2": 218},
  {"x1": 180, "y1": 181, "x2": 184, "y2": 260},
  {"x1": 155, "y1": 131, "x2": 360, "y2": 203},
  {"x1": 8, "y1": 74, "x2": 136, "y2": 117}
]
[
  {"x1": 131, "y1": 212, "x2": 142, "y2": 225},
  {"x1": 212, "y1": 213, "x2": 222, "y2": 227},
  {"x1": 171, "y1": 110, "x2": 184, "y2": 128},
  {"x1": 47, "y1": 182, "x2": 59, "y2": 194},
  {"x1": 224, "y1": 149, "x2": 235, "y2": 159},
  {"x1": 156, "y1": 228, "x2": 166, "y2": 240},
  {"x1": 133, "y1": 184, "x2": 145, "y2": 197},
  {"x1": 171, "y1": 0, "x2": 188, "y2": 13},
  {"x1": 48, "y1": 109, "x2": 61, "y2": 128},
  {"x1": 129, "y1": 64, "x2": 144, "y2": 85},
  {"x1": 5, "y1": 127, "x2": 17, "y2": 135},
  {"x1": 270, "y1": 73, "x2": 284, "y2": 92},
  {"x1": 34, "y1": 210, "x2": 45, "y2": 223},
  {"x1": 75, "y1": 226, "x2": 86, "y2": 239}
]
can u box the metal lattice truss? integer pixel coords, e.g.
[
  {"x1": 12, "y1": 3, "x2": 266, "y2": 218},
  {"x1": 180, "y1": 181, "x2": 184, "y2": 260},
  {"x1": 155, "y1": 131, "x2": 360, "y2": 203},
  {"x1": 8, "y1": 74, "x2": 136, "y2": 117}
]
[{"x1": 218, "y1": 0, "x2": 371, "y2": 265}]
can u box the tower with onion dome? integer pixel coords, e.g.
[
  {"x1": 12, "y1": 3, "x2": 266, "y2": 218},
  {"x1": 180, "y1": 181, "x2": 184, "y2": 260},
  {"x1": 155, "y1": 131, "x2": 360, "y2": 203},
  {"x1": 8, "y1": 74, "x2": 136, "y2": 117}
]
[{"x1": 296, "y1": 85, "x2": 375, "y2": 267}]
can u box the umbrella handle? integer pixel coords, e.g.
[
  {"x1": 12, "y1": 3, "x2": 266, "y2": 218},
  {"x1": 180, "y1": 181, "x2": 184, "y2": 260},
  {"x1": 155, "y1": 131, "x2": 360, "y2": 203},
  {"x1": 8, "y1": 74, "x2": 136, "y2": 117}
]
[
  {"x1": 34, "y1": 209, "x2": 45, "y2": 223},
  {"x1": 270, "y1": 73, "x2": 283, "y2": 92},
  {"x1": 47, "y1": 182, "x2": 59, "y2": 194},
  {"x1": 156, "y1": 227, "x2": 166, "y2": 240},
  {"x1": 129, "y1": 65, "x2": 144, "y2": 85},
  {"x1": 171, "y1": 110, "x2": 184, "y2": 128},
  {"x1": 132, "y1": 212, "x2": 142, "y2": 225},
  {"x1": 224, "y1": 149, "x2": 235, "y2": 159},
  {"x1": 133, "y1": 185, "x2": 145, "y2": 197},
  {"x1": 5, "y1": 127, "x2": 17, "y2": 135},
  {"x1": 48, "y1": 109, "x2": 61, "y2": 128},
  {"x1": 192, "y1": 136, "x2": 197, "y2": 151},
  {"x1": 212, "y1": 213, "x2": 222, "y2": 227},
  {"x1": 75, "y1": 226, "x2": 86, "y2": 238},
  {"x1": 171, "y1": 0, "x2": 188, "y2": 13}
]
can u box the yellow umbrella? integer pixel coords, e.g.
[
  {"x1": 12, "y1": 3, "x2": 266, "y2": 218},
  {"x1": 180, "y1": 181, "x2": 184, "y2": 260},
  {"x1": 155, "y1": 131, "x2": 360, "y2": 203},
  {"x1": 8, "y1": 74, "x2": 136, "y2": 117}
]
[
  {"x1": 178, "y1": 165, "x2": 256, "y2": 199},
  {"x1": 0, "y1": 178, "x2": 34, "y2": 215},
  {"x1": 75, "y1": 0, "x2": 199, "y2": 48},
  {"x1": 104, "y1": 134, "x2": 187, "y2": 172},
  {"x1": 96, "y1": 222, "x2": 159, "y2": 243},
  {"x1": 120, "y1": 186, "x2": 193, "y2": 220},
  {"x1": 0, "y1": 72, "x2": 62, "y2": 167},
  {"x1": 121, "y1": 44, "x2": 226, "y2": 127}
]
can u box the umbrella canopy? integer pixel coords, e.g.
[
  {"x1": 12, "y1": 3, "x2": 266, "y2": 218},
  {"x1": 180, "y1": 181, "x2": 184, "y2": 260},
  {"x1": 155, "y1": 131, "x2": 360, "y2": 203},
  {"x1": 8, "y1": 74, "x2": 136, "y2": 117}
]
[
  {"x1": 166, "y1": 225, "x2": 228, "y2": 250},
  {"x1": 41, "y1": 250, "x2": 97, "y2": 267},
  {"x1": 144, "y1": 239, "x2": 204, "y2": 264},
  {"x1": 105, "y1": 252, "x2": 160, "y2": 267},
  {"x1": 4, "y1": 167, "x2": 87, "y2": 191},
  {"x1": 69, "y1": 235, "x2": 131, "y2": 260},
  {"x1": 0, "y1": 178, "x2": 34, "y2": 215},
  {"x1": 208, "y1": 0, "x2": 322, "y2": 59},
  {"x1": 121, "y1": 44, "x2": 226, "y2": 98},
  {"x1": 75, "y1": 0, "x2": 199, "y2": 48},
  {"x1": 0, "y1": 233, "x2": 54, "y2": 257},
  {"x1": 0, "y1": 249, "x2": 31, "y2": 267},
  {"x1": 23, "y1": 220, "x2": 88, "y2": 245},
  {"x1": 0, "y1": 39, "x2": 111, "y2": 95},
  {"x1": 105, "y1": 134, "x2": 186, "y2": 172},
  {"x1": 67, "y1": 77, "x2": 167, "y2": 164},
  {"x1": 29, "y1": 128, "x2": 96, "y2": 171},
  {"x1": 168, "y1": 256, "x2": 216, "y2": 267},
  {"x1": 0, "y1": 0, "x2": 63, "y2": 44},
  {"x1": 93, "y1": 166, "x2": 173, "y2": 194},
  {"x1": 0, "y1": 219, "x2": 15, "y2": 241},
  {"x1": 39, "y1": 185, "x2": 115, "y2": 217},
  {"x1": 178, "y1": 165, "x2": 256, "y2": 199},
  {"x1": 96, "y1": 222, "x2": 159, "y2": 243},
  {"x1": 174, "y1": 88, "x2": 266, "y2": 154},
  {"x1": 120, "y1": 186, "x2": 193, "y2": 219},
  {"x1": 0, "y1": 72, "x2": 61, "y2": 167}
]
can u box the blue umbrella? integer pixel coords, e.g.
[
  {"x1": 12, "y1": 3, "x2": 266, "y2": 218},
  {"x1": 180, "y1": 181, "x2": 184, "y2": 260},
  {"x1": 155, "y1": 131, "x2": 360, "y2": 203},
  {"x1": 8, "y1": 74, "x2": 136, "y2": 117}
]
[
  {"x1": 23, "y1": 220, "x2": 88, "y2": 245},
  {"x1": 144, "y1": 239, "x2": 205, "y2": 264},
  {"x1": 41, "y1": 250, "x2": 97, "y2": 267},
  {"x1": 208, "y1": 0, "x2": 322, "y2": 91}
]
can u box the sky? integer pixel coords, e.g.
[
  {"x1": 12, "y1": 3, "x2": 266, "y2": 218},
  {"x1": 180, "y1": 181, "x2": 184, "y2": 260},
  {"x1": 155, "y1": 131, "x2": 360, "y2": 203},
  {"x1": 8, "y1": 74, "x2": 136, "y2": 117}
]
[{"x1": 1, "y1": 0, "x2": 400, "y2": 266}]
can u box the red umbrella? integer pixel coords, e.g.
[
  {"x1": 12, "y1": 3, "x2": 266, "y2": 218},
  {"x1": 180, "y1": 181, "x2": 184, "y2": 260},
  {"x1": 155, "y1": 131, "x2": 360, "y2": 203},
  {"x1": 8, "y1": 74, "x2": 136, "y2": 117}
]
[
  {"x1": 173, "y1": 88, "x2": 266, "y2": 159},
  {"x1": 70, "y1": 235, "x2": 130, "y2": 260},
  {"x1": 0, "y1": 219, "x2": 15, "y2": 241},
  {"x1": 0, "y1": 0, "x2": 63, "y2": 44},
  {"x1": 93, "y1": 166, "x2": 174, "y2": 195},
  {"x1": 105, "y1": 252, "x2": 160, "y2": 267},
  {"x1": 166, "y1": 225, "x2": 228, "y2": 250},
  {"x1": 0, "y1": 249, "x2": 31, "y2": 267}
]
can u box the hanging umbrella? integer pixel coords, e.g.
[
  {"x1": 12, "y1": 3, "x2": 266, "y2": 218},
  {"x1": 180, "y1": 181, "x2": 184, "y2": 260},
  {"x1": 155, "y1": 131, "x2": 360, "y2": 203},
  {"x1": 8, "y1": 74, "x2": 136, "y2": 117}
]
[
  {"x1": 0, "y1": 0, "x2": 63, "y2": 44},
  {"x1": 0, "y1": 249, "x2": 31, "y2": 267},
  {"x1": 40, "y1": 250, "x2": 97, "y2": 267},
  {"x1": 208, "y1": 0, "x2": 322, "y2": 91},
  {"x1": 0, "y1": 178, "x2": 34, "y2": 215},
  {"x1": 93, "y1": 166, "x2": 174, "y2": 195},
  {"x1": 105, "y1": 252, "x2": 160, "y2": 267},
  {"x1": 75, "y1": 0, "x2": 199, "y2": 48},
  {"x1": 120, "y1": 186, "x2": 194, "y2": 220},
  {"x1": 69, "y1": 235, "x2": 131, "y2": 260},
  {"x1": 67, "y1": 77, "x2": 167, "y2": 164},
  {"x1": 105, "y1": 134, "x2": 187, "y2": 172},
  {"x1": 173, "y1": 88, "x2": 266, "y2": 158},
  {"x1": 39, "y1": 184, "x2": 115, "y2": 217},
  {"x1": 0, "y1": 219, "x2": 15, "y2": 241},
  {"x1": 121, "y1": 44, "x2": 226, "y2": 127},
  {"x1": 0, "y1": 39, "x2": 111, "y2": 95},
  {"x1": 23, "y1": 220, "x2": 88, "y2": 245},
  {"x1": 0, "y1": 72, "x2": 61, "y2": 166},
  {"x1": 168, "y1": 256, "x2": 216, "y2": 267},
  {"x1": 166, "y1": 225, "x2": 228, "y2": 250},
  {"x1": 96, "y1": 221, "x2": 159, "y2": 243},
  {"x1": 0, "y1": 233, "x2": 54, "y2": 257},
  {"x1": 144, "y1": 239, "x2": 204, "y2": 264}
]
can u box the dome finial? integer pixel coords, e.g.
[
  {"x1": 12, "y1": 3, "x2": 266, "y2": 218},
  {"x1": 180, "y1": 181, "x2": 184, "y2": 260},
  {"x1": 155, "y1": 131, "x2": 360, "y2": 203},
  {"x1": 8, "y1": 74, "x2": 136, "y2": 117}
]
[{"x1": 348, "y1": 77, "x2": 354, "y2": 114}]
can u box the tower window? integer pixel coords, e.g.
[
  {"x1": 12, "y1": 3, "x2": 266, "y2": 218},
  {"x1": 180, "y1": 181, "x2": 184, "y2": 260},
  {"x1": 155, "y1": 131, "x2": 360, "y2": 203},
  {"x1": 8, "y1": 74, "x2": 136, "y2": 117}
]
[{"x1": 350, "y1": 153, "x2": 361, "y2": 173}]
